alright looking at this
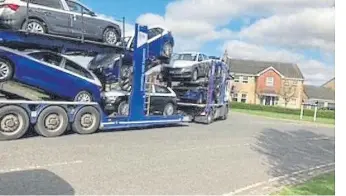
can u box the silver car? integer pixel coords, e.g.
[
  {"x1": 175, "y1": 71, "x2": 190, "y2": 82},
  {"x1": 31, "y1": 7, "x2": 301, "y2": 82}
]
[{"x1": 0, "y1": 0, "x2": 121, "y2": 45}]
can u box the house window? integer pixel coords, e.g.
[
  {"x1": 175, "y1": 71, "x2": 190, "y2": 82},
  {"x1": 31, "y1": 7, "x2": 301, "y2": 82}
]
[
  {"x1": 242, "y1": 76, "x2": 249, "y2": 83},
  {"x1": 292, "y1": 80, "x2": 298, "y2": 85},
  {"x1": 232, "y1": 93, "x2": 238, "y2": 102},
  {"x1": 266, "y1": 77, "x2": 274, "y2": 87},
  {"x1": 241, "y1": 94, "x2": 247, "y2": 103},
  {"x1": 234, "y1": 76, "x2": 239, "y2": 83}
]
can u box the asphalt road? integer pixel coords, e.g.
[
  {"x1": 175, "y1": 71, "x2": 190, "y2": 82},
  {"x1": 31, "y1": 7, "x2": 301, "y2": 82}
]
[{"x1": 0, "y1": 112, "x2": 335, "y2": 195}]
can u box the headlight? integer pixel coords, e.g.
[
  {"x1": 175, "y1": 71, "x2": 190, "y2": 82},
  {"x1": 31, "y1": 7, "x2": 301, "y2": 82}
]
[
  {"x1": 162, "y1": 43, "x2": 173, "y2": 57},
  {"x1": 182, "y1": 67, "x2": 192, "y2": 72}
]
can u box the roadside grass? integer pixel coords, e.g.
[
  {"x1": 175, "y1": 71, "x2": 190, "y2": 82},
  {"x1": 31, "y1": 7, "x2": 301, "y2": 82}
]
[
  {"x1": 274, "y1": 172, "x2": 335, "y2": 195},
  {"x1": 232, "y1": 108, "x2": 335, "y2": 125}
]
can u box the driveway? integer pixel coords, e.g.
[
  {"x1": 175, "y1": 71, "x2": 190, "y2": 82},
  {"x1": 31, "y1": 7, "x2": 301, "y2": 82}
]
[{"x1": 0, "y1": 112, "x2": 335, "y2": 195}]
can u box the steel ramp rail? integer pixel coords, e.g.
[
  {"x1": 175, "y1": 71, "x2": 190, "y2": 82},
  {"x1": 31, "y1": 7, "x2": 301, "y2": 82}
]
[
  {"x1": 0, "y1": 30, "x2": 124, "y2": 55},
  {"x1": 0, "y1": 81, "x2": 52, "y2": 101}
]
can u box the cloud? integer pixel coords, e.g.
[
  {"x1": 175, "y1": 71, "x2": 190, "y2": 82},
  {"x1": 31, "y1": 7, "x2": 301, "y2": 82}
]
[
  {"x1": 223, "y1": 40, "x2": 334, "y2": 85},
  {"x1": 238, "y1": 7, "x2": 335, "y2": 53}
]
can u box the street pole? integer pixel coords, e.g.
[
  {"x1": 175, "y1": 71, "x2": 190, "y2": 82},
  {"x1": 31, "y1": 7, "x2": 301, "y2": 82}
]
[
  {"x1": 314, "y1": 105, "x2": 318, "y2": 122},
  {"x1": 300, "y1": 105, "x2": 304, "y2": 120}
]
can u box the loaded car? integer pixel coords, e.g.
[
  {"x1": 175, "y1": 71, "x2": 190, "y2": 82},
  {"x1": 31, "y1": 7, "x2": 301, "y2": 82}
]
[
  {"x1": 0, "y1": 0, "x2": 122, "y2": 45},
  {"x1": 103, "y1": 83, "x2": 177, "y2": 116},
  {"x1": 162, "y1": 52, "x2": 211, "y2": 81},
  {"x1": 0, "y1": 46, "x2": 103, "y2": 102},
  {"x1": 84, "y1": 25, "x2": 174, "y2": 85}
]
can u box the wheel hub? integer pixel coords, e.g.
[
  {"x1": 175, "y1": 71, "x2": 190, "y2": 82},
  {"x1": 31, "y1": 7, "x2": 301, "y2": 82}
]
[
  {"x1": 1, "y1": 114, "x2": 19, "y2": 133},
  {"x1": 0, "y1": 62, "x2": 10, "y2": 80},
  {"x1": 27, "y1": 22, "x2": 44, "y2": 33},
  {"x1": 80, "y1": 113, "x2": 94, "y2": 128},
  {"x1": 45, "y1": 114, "x2": 61, "y2": 130},
  {"x1": 106, "y1": 31, "x2": 117, "y2": 44}
]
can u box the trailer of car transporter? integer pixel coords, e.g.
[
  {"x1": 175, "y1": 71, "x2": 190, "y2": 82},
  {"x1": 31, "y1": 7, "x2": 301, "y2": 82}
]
[
  {"x1": 0, "y1": 24, "x2": 188, "y2": 141},
  {"x1": 174, "y1": 61, "x2": 231, "y2": 124}
]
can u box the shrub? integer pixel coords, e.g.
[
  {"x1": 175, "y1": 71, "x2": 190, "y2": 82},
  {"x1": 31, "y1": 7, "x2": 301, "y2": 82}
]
[{"x1": 230, "y1": 102, "x2": 335, "y2": 119}]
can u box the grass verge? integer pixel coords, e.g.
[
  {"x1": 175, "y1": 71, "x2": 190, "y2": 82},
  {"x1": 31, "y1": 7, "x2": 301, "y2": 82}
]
[
  {"x1": 275, "y1": 172, "x2": 335, "y2": 195},
  {"x1": 232, "y1": 108, "x2": 335, "y2": 125}
]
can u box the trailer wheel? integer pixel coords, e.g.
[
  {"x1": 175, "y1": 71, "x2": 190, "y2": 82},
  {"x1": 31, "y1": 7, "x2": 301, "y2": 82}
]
[
  {"x1": 221, "y1": 106, "x2": 228, "y2": 120},
  {"x1": 206, "y1": 109, "x2": 214, "y2": 125},
  {"x1": 34, "y1": 106, "x2": 68, "y2": 138},
  {"x1": 72, "y1": 106, "x2": 100, "y2": 135},
  {"x1": 0, "y1": 105, "x2": 29, "y2": 141}
]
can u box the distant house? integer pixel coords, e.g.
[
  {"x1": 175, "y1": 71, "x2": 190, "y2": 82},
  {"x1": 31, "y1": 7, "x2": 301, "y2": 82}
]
[
  {"x1": 303, "y1": 85, "x2": 335, "y2": 110},
  {"x1": 223, "y1": 56, "x2": 305, "y2": 109},
  {"x1": 322, "y1": 77, "x2": 335, "y2": 90}
]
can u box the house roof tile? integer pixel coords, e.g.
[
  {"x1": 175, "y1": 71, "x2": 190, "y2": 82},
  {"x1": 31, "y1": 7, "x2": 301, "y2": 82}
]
[
  {"x1": 304, "y1": 85, "x2": 335, "y2": 100},
  {"x1": 225, "y1": 58, "x2": 304, "y2": 79}
]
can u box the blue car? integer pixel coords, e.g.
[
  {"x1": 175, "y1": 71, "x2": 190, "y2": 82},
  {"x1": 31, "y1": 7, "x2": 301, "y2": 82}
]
[{"x1": 0, "y1": 46, "x2": 103, "y2": 102}]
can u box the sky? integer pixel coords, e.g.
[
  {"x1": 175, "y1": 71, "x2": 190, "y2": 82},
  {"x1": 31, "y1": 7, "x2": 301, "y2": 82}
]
[{"x1": 81, "y1": 0, "x2": 335, "y2": 85}]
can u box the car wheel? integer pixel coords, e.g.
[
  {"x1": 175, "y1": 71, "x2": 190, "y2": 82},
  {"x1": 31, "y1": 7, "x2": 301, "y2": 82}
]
[
  {"x1": 34, "y1": 106, "x2": 68, "y2": 138},
  {"x1": 163, "y1": 103, "x2": 175, "y2": 116},
  {"x1": 74, "y1": 91, "x2": 93, "y2": 102},
  {"x1": 118, "y1": 101, "x2": 129, "y2": 116},
  {"x1": 0, "y1": 59, "x2": 13, "y2": 82},
  {"x1": 0, "y1": 105, "x2": 30, "y2": 141},
  {"x1": 120, "y1": 65, "x2": 132, "y2": 79},
  {"x1": 103, "y1": 27, "x2": 119, "y2": 45},
  {"x1": 72, "y1": 106, "x2": 100, "y2": 135},
  {"x1": 191, "y1": 69, "x2": 198, "y2": 81},
  {"x1": 22, "y1": 19, "x2": 47, "y2": 34}
]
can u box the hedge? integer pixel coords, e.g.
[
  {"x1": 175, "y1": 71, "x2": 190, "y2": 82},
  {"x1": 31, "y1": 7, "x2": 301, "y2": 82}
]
[{"x1": 230, "y1": 102, "x2": 335, "y2": 119}]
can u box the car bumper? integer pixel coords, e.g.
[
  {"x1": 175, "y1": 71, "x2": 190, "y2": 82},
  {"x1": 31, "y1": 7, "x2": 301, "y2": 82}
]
[
  {"x1": 162, "y1": 67, "x2": 193, "y2": 80},
  {"x1": 0, "y1": 12, "x2": 23, "y2": 30}
]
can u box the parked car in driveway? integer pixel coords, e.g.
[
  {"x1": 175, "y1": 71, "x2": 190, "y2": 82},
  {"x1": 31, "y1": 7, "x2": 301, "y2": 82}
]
[
  {"x1": 0, "y1": 0, "x2": 122, "y2": 45},
  {"x1": 103, "y1": 83, "x2": 177, "y2": 116},
  {"x1": 0, "y1": 46, "x2": 103, "y2": 102},
  {"x1": 162, "y1": 52, "x2": 211, "y2": 81}
]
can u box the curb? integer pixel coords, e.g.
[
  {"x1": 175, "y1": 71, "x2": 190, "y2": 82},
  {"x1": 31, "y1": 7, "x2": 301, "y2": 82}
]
[{"x1": 231, "y1": 110, "x2": 335, "y2": 128}]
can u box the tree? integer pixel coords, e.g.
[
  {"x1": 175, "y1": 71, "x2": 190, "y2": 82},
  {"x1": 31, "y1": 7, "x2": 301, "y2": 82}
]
[{"x1": 280, "y1": 85, "x2": 296, "y2": 107}]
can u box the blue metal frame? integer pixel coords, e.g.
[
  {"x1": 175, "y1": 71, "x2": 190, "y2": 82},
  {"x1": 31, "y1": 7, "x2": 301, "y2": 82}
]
[
  {"x1": 0, "y1": 23, "x2": 186, "y2": 133},
  {"x1": 98, "y1": 24, "x2": 185, "y2": 130}
]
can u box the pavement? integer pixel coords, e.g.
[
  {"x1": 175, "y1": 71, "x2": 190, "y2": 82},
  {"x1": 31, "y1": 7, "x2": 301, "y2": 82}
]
[{"x1": 0, "y1": 112, "x2": 335, "y2": 195}]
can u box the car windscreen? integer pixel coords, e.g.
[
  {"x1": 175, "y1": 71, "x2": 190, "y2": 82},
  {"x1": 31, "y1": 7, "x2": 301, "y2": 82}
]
[
  {"x1": 88, "y1": 53, "x2": 121, "y2": 70},
  {"x1": 173, "y1": 53, "x2": 197, "y2": 61}
]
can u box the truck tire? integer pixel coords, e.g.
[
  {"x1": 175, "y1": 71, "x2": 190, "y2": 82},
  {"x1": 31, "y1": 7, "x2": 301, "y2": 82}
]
[
  {"x1": 205, "y1": 109, "x2": 214, "y2": 125},
  {"x1": 0, "y1": 105, "x2": 29, "y2": 141},
  {"x1": 221, "y1": 106, "x2": 228, "y2": 120},
  {"x1": 72, "y1": 106, "x2": 100, "y2": 135},
  {"x1": 34, "y1": 106, "x2": 68, "y2": 138}
]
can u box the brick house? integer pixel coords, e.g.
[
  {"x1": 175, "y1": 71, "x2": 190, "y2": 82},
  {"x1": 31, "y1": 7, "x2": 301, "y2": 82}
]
[
  {"x1": 223, "y1": 57, "x2": 305, "y2": 109},
  {"x1": 302, "y1": 77, "x2": 335, "y2": 110}
]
